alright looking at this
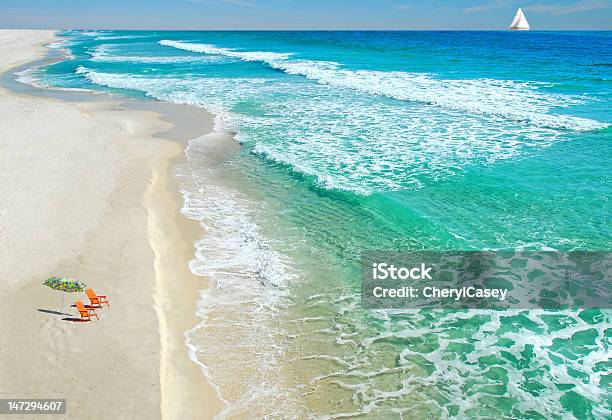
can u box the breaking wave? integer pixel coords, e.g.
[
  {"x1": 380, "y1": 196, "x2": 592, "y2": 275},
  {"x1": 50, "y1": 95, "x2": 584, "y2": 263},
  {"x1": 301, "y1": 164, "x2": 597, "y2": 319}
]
[
  {"x1": 72, "y1": 65, "x2": 580, "y2": 194},
  {"x1": 159, "y1": 40, "x2": 608, "y2": 132},
  {"x1": 90, "y1": 44, "x2": 228, "y2": 64}
]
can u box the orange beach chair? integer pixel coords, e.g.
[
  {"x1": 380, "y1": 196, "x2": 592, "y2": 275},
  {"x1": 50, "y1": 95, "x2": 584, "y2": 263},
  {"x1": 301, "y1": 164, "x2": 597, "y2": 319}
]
[
  {"x1": 75, "y1": 300, "x2": 99, "y2": 322},
  {"x1": 85, "y1": 288, "x2": 110, "y2": 308}
]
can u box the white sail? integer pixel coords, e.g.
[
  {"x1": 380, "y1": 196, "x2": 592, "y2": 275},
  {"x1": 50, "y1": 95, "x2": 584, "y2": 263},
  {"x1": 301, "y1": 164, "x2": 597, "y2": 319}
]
[{"x1": 510, "y1": 8, "x2": 530, "y2": 30}]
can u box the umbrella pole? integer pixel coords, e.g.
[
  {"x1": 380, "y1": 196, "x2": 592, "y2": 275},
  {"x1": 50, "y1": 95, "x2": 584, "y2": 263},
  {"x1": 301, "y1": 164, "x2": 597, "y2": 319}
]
[{"x1": 60, "y1": 291, "x2": 65, "y2": 316}]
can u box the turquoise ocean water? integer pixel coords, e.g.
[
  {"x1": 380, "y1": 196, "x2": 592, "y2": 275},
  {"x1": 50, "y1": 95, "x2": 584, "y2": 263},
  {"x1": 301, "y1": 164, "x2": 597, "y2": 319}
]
[{"x1": 23, "y1": 30, "x2": 611, "y2": 418}]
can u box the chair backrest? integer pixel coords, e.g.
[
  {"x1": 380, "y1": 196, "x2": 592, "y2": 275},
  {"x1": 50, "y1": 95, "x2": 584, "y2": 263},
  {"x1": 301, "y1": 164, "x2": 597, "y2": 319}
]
[
  {"x1": 85, "y1": 288, "x2": 97, "y2": 299},
  {"x1": 75, "y1": 300, "x2": 87, "y2": 314}
]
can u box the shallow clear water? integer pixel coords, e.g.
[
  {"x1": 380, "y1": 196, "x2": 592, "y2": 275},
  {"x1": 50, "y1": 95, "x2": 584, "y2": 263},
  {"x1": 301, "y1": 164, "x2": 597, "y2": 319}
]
[{"x1": 27, "y1": 30, "x2": 612, "y2": 418}]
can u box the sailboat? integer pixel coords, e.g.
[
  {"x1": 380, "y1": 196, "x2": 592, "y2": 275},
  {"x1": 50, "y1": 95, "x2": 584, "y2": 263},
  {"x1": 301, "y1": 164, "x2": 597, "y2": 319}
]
[{"x1": 510, "y1": 8, "x2": 530, "y2": 30}]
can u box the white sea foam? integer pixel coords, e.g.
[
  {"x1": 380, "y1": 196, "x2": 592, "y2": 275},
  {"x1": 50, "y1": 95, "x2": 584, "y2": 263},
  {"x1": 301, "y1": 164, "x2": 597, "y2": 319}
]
[
  {"x1": 89, "y1": 44, "x2": 227, "y2": 64},
  {"x1": 94, "y1": 35, "x2": 148, "y2": 40},
  {"x1": 16, "y1": 67, "x2": 91, "y2": 93},
  {"x1": 15, "y1": 67, "x2": 49, "y2": 89},
  {"x1": 46, "y1": 40, "x2": 70, "y2": 49},
  {"x1": 45, "y1": 38, "x2": 76, "y2": 60},
  {"x1": 176, "y1": 132, "x2": 305, "y2": 417},
  {"x1": 159, "y1": 39, "x2": 292, "y2": 62},
  {"x1": 79, "y1": 31, "x2": 109, "y2": 37},
  {"x1": 72, "y1": 66, "x2": 572, "y2": 194},
  {"x1": 298, "y1": 293, "x2": 612, "y2": 418},
  {"x1": 159, "y1": 40, "x2": 608, "y2": 132}
]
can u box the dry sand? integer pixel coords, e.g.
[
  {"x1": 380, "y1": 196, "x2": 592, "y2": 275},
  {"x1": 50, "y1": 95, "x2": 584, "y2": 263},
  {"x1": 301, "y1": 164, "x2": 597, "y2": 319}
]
[{"x1": 0, "y1": 30, "x2": 224, "y2": 419}]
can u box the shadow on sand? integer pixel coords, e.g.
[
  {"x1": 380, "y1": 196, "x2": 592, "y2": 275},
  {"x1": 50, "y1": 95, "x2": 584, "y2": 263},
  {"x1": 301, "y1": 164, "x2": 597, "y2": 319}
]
[
  {"x1": 37, "y1": 308, "x2": 96, "y2": 322},
  {"x1": 37, "y1": 308, "x2": 72, "y2": 316},
  {"x1": 61, "y1": 317, "x2": 90, "y2": 322}
]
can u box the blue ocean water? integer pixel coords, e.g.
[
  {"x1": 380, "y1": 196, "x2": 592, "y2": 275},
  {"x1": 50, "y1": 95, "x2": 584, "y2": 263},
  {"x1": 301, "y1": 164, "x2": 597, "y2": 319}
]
[{"x1": 25, "y1": 30, "x2": 612, "y2": 418}]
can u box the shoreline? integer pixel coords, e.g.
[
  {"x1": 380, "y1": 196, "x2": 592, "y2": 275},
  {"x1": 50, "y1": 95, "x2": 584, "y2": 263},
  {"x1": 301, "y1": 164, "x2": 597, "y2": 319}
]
[{"x1": 0, "y1": 30, "x2": 224, "y2": 419}]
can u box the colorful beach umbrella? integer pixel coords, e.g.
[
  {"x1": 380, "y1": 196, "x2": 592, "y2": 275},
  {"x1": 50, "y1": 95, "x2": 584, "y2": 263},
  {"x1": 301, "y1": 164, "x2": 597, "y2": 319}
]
[{"x1": 44, "y1": 277, "x2": 87, "y2": 315}]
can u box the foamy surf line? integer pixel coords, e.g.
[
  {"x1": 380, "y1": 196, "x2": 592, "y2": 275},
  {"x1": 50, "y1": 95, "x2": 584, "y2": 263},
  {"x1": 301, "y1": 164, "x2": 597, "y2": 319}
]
[
  {"x1": 95, "y1": 35, "x2": 150, "y2": 40},
  {"x1": 68, "y1": 66, "x2": 576, "y2": 195},
  {"x1": 159, "y1": 40, "x2": 608, "y2": 132},
  {"x1": 175, "y1": 132, "x2": 301, "y2": 416},
  {"x1": 90, "y1": 44, "x2": 229, "y2": 64},
  {"x1": 13, "y1": 43, "x2": 90, "y2": 93},
  {"x1": 74, "y1": 66, "x2": 229, "y2": 132}
]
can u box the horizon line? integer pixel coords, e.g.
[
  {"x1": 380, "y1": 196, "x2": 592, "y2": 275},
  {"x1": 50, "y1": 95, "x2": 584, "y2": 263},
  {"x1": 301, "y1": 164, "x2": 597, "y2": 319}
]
[{"x1": 2, "y1": 27, "x2": 611, "y2": 32}]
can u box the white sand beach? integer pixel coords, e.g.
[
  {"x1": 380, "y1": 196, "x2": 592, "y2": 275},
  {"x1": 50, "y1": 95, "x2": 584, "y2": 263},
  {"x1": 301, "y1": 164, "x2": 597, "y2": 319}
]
[{"x1": 0, "y1": 30, "x2": 223, "y2": 419}]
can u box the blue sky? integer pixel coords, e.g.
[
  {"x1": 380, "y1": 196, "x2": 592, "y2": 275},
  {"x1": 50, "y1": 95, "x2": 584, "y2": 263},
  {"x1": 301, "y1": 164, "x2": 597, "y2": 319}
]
[{"x1": 0, "y1": 0, "x2": 610, "y2": 29}]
